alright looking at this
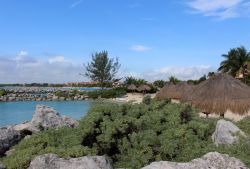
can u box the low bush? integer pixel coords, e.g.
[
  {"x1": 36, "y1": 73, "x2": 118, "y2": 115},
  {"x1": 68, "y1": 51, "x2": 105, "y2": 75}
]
[
  {"x1": 55, "y1": 91, "x2": 69, "y2": 98},
  {"x1": 0, "y1": 89, "x2": 7, "y2": 96},
  {"x1": 142, "y1": 95, "x2": 151, "y2": 105},
  {"x1": 87, "y1": 87, "x2": 127, "y2": 99},
  {"x1": 1, "y1": 100, "x2": 250, "y2": 169}
]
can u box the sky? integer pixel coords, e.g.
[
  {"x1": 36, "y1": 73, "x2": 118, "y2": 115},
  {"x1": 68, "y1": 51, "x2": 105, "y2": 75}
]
[{"x1": 0, "y1": 0, "x2": 250, "y2": 83}]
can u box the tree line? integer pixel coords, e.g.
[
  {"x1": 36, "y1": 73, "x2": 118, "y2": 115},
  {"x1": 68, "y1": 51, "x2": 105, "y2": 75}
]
[{"x1": 84, "y1": 46, "x2": 250, "y2": 89}]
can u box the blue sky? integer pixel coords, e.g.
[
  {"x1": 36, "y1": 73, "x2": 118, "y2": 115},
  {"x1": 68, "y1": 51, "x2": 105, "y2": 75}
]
[{"x1": 0, "y1": 0, "x2": 250, "y2": 83}]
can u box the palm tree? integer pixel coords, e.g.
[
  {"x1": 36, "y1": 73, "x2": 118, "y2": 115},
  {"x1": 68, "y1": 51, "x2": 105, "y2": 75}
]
[
  {"x1": 218, "y1": 46, "x2": 250, "y2": 77},
  {"x1": 169, "y1": 76, "x2": 180, "y2": 85}
]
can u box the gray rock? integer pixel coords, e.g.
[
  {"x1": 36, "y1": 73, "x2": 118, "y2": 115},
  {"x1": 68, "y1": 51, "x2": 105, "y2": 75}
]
[
  {"x1": 142, "y1": 152, "x2": 248, "y2": 169},
  {"x1": 0, "y1": 127, "x2": 21, "y2": 156},
  {"x1": 13, "y1": 105, "x2": 78, "y2": 133},
  {"x1": 28, "y1": 153, "x2": 113, "y2": 169},
  {"x1": 28, "y1": 105, "x2": 78, "y2": 132},
  {"x1": 212, "y1": 119, "x2": 246, "y2": 146},
  {"x1": 0, "y1": 163, "x2": 6, "y2": 169},
  {"x1": 5, "y1": 148, "x2": 15, "y2": 156}
]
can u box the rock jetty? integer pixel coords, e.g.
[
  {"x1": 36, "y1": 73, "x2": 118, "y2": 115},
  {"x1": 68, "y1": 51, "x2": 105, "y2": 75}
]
[{"x1": 0, "y1": 87, "x2": 89, "y2": 102}]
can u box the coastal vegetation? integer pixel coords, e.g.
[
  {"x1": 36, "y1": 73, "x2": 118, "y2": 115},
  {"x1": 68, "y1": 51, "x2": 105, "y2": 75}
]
[
  {"x1": 153, "y1": 80, "x2": 166, "y2": 88},
  {"x1": 1, "y1": 100, "x2": 250, "y2": 169},
  {"x1": 54, "y1": 87, "x2": 127, "y2": 99},
  {"x1": 218, "y1": 46, "x2": 250, "y2": 77},
  {"x1": 0, "y1": 89, "x2": 7, "y2": 96},
  {"x1": 124, "y1": 77, "x2": 148, "y2": 86},
  {"x1": 86, "y1": 87, "x2": 127, "y2": 99},
  {"x1": 84, "y1": 51, "x2": 121, "y2": 89}
]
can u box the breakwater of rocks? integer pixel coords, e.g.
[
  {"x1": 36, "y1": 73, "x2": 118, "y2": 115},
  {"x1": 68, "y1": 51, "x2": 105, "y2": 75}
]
[{"x1": 0, "y1": 87, "x2": 90, "y2": 102}]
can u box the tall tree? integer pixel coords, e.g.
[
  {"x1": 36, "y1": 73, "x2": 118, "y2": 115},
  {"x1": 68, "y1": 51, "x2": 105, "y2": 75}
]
[
  {"x1": 218, "y1": 46, "x2": 250, "y2": 77},
  {"x1": 84, "y1": 51, "x2": 120, "y2": 89}
]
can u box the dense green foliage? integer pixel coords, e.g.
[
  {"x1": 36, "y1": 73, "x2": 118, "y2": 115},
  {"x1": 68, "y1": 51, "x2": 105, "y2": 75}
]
[
  {"x1": 142, "y1": 95, "x2": 152, "y2": 105},
  {"x1": 187, "y1": 75, "x2": 207, "y2": 85},
  {"x1": 218, "y1": 46, "x2": 250, "y2": 77},
  {"x1": 153, "y1": 80, "x2": 166, "y2": 88},
  {"x1": 124, "y1": 77, "x2": 148, "y2": 86},
  {"x1": 1, "y1": 101, "x2": 250, "y2": 169},
  {"x1": 87, "y1": 87, "x2": 127, "y2": 99},
  {"x1": 54, "y1": 88, "x2": 127, "y2": 99},
  {"x1": 169, "y1": 76, "x2": 180, "y2": 85},
  {"x1": 84, "y1": 51, "x2": 120, "y2": 89},
  {"x1": 0, "y1": 89, "x2": 7, "y2": 96}
]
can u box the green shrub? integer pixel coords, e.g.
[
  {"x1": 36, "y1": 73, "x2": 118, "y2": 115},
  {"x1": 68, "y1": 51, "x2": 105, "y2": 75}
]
[
  {"x1": 142, "y1": 95, "x2": 151, "y2": 105},
  {"x1": 1, "y1": 101, "x2": 250, "y2": 169},
  {"x1": 55, "y1": 91, "x2": 68, "y2": 98},
  {"x1": 0, "y1": 89, "x2": 7, "y2": 96},
  {"x1": 87, "y1": 87, "x2": 127, "y2": 99}
]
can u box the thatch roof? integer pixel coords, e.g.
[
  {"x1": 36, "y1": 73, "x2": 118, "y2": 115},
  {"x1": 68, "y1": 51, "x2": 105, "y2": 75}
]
[
  {"x1": 156, "y1": 82, "x2": 194, "y2": 100},
  {"x1": 185, "y1": 73, "x2": 250, "y2": 115},
  {"x1": 127, "y1": 84, "x2": 137, "y2": 91},
  {"x1": 137, "y1": 85, "x2": 151, "y2": 92}
]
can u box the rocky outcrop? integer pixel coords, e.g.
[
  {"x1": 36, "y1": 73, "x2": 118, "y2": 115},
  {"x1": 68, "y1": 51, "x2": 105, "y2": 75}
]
[
  {"x1": 0, "y1": 127, "x2": 22, "y2": 156},
  {"x1": 212, "y1": 119, "x2": 246, "y2": 146},
  {"x1": 28, "y1": 153, "x2": 113, "y2": 169},
  {"x1": 0, "y1": 163, "x2": 6, "y2": 169},
  {"x1": 29, "y1": 105, "x2": 78, "y2": 132},
  {"x1": 13, "y1": 105, "x2": 78, "y2": 133},
  {"x1": 142, "y1": 152, "x2": 248, "y2": 169}
]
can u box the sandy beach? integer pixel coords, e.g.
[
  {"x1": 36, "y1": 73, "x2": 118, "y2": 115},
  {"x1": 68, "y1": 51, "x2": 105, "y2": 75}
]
[{"x1": 112, "y1": 93, "x2": 156, "y2": 104}]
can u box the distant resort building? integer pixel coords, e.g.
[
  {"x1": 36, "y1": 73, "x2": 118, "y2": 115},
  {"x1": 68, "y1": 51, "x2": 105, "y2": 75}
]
[{"x1": 235, "y1": 64, "x2": 250, "y2": 80}]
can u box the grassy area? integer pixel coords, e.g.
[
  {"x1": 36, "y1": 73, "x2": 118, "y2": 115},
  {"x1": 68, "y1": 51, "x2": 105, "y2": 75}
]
[{"x1": 1, "y1": 100, "x2": 250, "y2": 169}]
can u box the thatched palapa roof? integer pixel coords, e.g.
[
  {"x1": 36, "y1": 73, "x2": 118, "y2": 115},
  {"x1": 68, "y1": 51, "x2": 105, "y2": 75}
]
[
  {"x1": 127, "y1": 84, "x2": 137, "y2": 91},
  {"x1": 185, "y1": 73, "x2": 250, "y2": 115},
  {"x1": 137, "y1": 84, "x2": 151, "y2": 92},
  {"x1": 156, "y1": 82, "x2": 194, "y2": 100}
]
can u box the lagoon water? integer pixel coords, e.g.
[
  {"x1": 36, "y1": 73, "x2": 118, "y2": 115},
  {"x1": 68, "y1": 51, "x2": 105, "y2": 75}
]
[{"x1": 0, "y1": 101, "x2": 93, "y2": 127}]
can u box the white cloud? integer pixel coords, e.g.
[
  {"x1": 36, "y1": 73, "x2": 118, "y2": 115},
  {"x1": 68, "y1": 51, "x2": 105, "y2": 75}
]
[
  {"x1": 0, "y1": 53, "x2": 86, "y2": 84},
  {"x1": 142, "y1": 65, "x2": 215, "y2": 82},
  {"x1": 17, "y1": 50, "x2": 28, "y2": 57},
  {"x1": 70, "y1": 0, "x2": 83, "y2": 8},
  {"x1": 48, "y1": 56, "x2": 67, "y2": 64},
  {"x1": 130, "y1": 45, "x2": 152, "y2": 52},
  {"x1": 187, "y1": 0, "x2": 250, "y2": 19}
]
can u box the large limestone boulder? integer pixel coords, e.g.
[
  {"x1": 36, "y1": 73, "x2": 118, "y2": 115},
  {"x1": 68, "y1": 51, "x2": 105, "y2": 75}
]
[
  {"x1": 14, "y1": 105, "x2": 78, "y2": 133},
  {"x1": 28, "y1": 153, "x2": 113, "y2": 169},
  {"x1": 0, "y1": 127, "x2": 22, "y2": 156},
  {"x1": 142, "y1": 152, "x2": 248, "y2": 169},
  {"x1": 212, "y1": 119, "x2": 246, "y2": 146}
]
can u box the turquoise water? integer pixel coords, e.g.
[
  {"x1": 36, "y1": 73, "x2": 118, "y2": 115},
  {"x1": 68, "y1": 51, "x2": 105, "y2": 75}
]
[{"x1": 0, "y1": 101, "x2": 93, "y2": 127}]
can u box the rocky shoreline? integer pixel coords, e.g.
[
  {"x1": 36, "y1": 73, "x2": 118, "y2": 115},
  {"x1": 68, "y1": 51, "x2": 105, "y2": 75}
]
[{"x1": 0, "y1": 87, "x2": 90, "y2": 102}]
